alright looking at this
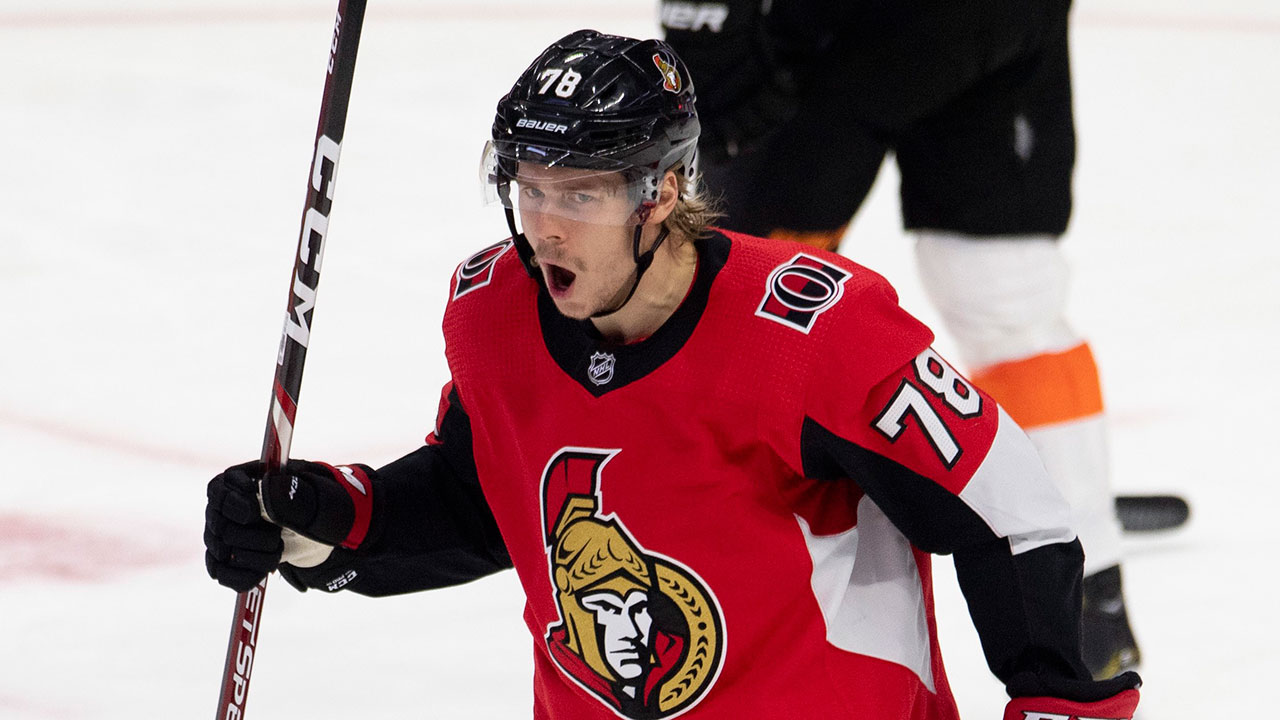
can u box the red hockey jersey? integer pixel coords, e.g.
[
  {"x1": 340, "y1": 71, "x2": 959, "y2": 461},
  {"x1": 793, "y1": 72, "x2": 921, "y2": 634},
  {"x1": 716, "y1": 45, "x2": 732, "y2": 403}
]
[{"x1": 413, "y1": 230, "x2": 1080, "y2": 719}]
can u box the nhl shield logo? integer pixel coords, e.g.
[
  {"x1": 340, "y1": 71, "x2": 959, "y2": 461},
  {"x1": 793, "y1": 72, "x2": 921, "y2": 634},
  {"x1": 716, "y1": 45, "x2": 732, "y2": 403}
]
[{"x1": 588, "y1": 352, "x2": 616, "y2": 386}]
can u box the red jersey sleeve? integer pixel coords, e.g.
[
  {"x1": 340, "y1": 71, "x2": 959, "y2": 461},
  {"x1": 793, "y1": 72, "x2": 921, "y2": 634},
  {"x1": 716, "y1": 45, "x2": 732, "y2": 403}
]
[
  {"x1": 799, "y1": 268, "x2": 1074, "y2": 555},
  {"x1": 791, "y1": 263, "x2": 1100, "y2": 692}
]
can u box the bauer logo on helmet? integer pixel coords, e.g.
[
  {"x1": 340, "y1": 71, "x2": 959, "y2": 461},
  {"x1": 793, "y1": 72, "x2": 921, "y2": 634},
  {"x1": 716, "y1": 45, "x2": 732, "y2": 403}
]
[{"x1": 516, "y1": 117, "x2": 571, "y2": 134}]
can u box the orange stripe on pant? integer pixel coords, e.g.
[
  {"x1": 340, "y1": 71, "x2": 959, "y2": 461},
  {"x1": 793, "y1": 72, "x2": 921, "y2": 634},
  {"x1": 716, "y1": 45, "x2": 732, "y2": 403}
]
[
  {"x1": 970, "y1": 342, "x2": 1105, "y2": 429},
  {"x1": 768, "y1": 225, "x2": 848, "y2": 253}
]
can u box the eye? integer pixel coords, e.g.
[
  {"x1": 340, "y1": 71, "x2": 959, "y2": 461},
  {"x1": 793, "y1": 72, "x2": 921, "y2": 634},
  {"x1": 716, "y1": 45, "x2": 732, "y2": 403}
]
[
  {"x1": 582, "y1": 596, "x2": 623, "y2": 614},
  {"x1": 520, "y1": 185, "x2": 545, "y2": 200},
  {"x1": 566, "y1": 191, "x2": 597, "y2": 205}
]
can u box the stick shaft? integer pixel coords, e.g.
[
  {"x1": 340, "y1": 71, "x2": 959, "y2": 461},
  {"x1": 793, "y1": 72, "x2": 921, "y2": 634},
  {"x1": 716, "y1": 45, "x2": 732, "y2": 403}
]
[{"x1": 214, "y1": 2, "x2": 367, "y2": 717}]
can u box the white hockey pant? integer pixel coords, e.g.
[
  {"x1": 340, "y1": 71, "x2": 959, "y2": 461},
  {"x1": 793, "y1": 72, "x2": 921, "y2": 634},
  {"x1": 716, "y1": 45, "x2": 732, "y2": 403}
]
[{"x1": 913, "y1": 231, "x2": 1123, "y2": 574}]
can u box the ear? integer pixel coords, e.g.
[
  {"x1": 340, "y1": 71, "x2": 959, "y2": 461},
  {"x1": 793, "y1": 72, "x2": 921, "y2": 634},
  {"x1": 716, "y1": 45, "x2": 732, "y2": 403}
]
[{"x1": 643, "y1": 171, "x2": 681, "y2": 228}]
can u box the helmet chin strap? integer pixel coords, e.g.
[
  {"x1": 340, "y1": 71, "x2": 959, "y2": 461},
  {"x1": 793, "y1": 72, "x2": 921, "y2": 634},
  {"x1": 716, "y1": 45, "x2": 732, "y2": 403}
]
[
  {"x1": 502, "y1": 180, "x2": 670, "y2": 321},
  {"x1": 590, "y1": 204, "x2": 668, "y2": 319},
  {"x1": 505, "y1": 208, "x2": 541, "y2": 281},
  {"x1": 502, "y1": 206, "x2": 669, "y2": 318},
  {"x1": 499, "y1": 182, "x2": 542, "y2": 282}
]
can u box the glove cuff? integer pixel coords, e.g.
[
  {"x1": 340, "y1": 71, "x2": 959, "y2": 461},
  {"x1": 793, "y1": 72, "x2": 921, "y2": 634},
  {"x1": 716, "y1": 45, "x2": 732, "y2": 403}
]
[
  {"x1": 316, "y1": 462, "x2": 374, "y2": 549},
  {"x1": 1004, "y1": 688, "x2": 1139, "y2": 720}
]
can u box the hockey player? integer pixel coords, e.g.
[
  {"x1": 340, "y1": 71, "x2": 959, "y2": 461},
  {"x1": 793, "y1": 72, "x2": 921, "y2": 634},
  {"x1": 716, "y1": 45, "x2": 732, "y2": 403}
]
[
  {"x1": 204, "y1": 30, "x2": 1141, "y2": 719},
  {"x1": 661, "y1": 0, "x2": 1143, "y2": 679}
]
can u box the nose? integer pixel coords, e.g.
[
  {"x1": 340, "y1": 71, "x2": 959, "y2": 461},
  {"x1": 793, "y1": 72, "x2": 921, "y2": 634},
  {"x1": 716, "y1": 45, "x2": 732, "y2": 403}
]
[{"x1": 523, "y1": 210, "x2": 567, "y2": 250}]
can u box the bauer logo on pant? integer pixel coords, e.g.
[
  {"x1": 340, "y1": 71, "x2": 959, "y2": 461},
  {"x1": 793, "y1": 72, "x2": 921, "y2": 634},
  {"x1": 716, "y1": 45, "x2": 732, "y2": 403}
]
[{"x1": 540, "y1": 448, "x2": 725, "y2": 718}]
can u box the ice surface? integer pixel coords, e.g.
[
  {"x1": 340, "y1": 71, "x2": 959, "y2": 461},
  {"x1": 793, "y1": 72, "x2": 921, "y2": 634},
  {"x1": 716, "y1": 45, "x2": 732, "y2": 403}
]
[{"x1": 2, "y1": 1, "x2": 1277, "y2": 717}]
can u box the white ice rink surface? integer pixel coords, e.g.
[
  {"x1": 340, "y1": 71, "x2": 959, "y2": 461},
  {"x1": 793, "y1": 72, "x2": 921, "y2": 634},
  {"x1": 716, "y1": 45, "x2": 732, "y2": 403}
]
[{"x1": 2, "y1": 1, "x2": 1277, "y2": 717}]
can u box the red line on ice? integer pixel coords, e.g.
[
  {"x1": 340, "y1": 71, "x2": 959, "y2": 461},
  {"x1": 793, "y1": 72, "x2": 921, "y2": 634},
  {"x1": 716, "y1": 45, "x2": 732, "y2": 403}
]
[
  {"x1": 0, "y1": 409, "x2": 227, "y2": 468},
  {"x1": 0, "y1": 513, "x2": 186, "y2": 584}
]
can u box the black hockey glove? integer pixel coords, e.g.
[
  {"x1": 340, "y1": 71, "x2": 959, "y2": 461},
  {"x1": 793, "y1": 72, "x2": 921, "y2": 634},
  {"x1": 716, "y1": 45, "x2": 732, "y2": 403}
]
[
  {"x1": 1003, "y1": 670, "x2": 1141, "y2": 720},
  {"x1": 204, "y1": 462, "x2": 282, "y2": 592},
  {"x1": 699, "y1": 63, "x2": 800, "y2": 164},
  {"x1": 258, "y1": 459, "x2": 377, "y2": 550},
  {"x1": 204, "y1": 459, "x2": 377, "y2": 592},
  {"x1": 663, "y1": 0, "x2": 816, "y2": 165}
]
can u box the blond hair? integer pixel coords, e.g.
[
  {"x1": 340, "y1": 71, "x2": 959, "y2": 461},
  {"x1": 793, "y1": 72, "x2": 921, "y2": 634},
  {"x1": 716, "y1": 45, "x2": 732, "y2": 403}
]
[{"x1": 663, "y1": 171, "x2": 723, "y2": 242}]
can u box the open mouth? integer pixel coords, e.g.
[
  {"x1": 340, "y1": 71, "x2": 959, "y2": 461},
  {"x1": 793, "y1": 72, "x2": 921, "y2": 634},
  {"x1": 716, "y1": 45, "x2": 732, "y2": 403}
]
[{"x1": 544, "y1": 263, "x2": 577, "y2": 294}]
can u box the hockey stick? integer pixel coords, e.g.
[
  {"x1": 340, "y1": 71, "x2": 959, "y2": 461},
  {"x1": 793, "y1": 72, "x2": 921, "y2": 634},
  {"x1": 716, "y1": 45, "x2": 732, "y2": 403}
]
[
  {"x1": 214, "y1": 1, "x2": 366, "y2": 717},
  {"x1": 1115, "y1": 494, "x2": 1190, "y2": 533}
]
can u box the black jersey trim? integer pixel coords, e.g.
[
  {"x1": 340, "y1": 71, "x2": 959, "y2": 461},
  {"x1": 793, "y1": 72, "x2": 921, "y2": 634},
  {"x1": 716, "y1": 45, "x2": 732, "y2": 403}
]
[
  {"x1": 800, "y1": 416, "x2": 1104, "y2": 688},
  {"x1": 538, "y1": 231, "x2": 732, "y2": 397},
  {"x1": 800, "y1": 416, "x2": 996, "y2": 554}
]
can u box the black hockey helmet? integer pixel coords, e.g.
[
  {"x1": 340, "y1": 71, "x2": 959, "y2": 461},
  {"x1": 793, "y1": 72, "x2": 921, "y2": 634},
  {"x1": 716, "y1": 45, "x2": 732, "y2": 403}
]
[{"x1": 482, "y1": 29, "x2": 700, "y2": 280}]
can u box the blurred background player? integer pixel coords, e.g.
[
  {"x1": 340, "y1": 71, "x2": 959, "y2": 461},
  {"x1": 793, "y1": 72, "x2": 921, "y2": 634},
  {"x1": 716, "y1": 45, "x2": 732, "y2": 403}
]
[{"x1": 662, "y1": 0, "x2": 1143, "y2": 678}]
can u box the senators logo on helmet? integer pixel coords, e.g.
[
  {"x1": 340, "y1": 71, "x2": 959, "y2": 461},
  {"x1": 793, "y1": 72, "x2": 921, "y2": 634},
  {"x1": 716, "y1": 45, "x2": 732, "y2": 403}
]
[
  {"x1": 651, "y1": 52, "x2": 683, "y2": 93},
  {"x1": 540, "y1": 448, "x2": 725, "y2": 718}
]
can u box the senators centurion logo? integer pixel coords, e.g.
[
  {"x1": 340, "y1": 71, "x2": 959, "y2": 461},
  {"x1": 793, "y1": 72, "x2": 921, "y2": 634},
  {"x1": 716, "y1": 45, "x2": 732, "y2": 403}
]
[
  {"x1": 755, "y1": 253, "x2": 851, "y2": 333},
  {"x1": 453, "y1": 239, "x2": 513, "y2": 299},
  {"x1": 540, "y1": 448, "x2": 725, "y2": 718},
  {"x1": 651, "y1": 52, "x2": 683, "y2": 94}
]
